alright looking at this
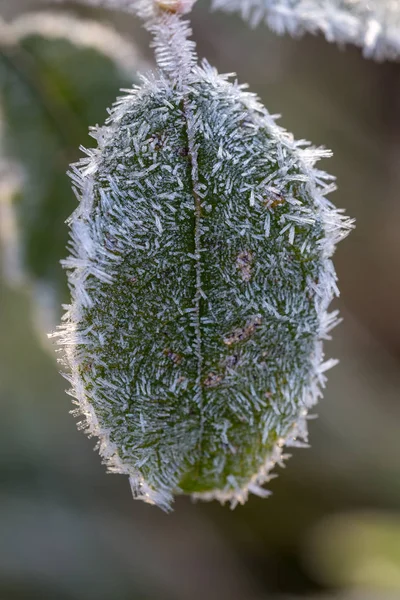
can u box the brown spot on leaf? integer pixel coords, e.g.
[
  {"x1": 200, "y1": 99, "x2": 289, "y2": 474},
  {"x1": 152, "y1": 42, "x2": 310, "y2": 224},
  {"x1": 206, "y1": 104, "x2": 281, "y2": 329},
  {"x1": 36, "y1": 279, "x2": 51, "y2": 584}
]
[
  {"x1": 223, "y1": 315, "x2": 262, "y2": 346},
  {"x1": 163, "y1": 348, "x2": 183, "y2": 364},
  {"x1": 236, "y1": 250, "x2": 253, "y2": 282},
  {"x1": 177, "y1": 146, "x2": 189, "y2": 158},
  {"x1": 203, "y1": 373, "x2": 223, "y2": 388},
  {"x1": 263, "y1": 193, "x2": 285, "y2": 209},
  {"x1": 150, "y1": 131, "x2": 166, "y2": 151}
]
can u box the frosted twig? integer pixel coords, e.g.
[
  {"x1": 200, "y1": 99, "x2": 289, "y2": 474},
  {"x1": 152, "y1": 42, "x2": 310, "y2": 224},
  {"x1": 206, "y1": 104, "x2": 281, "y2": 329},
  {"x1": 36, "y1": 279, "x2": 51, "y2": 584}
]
[{"x1": 212, "y1": 0, "x2": 400, "y2": 60}]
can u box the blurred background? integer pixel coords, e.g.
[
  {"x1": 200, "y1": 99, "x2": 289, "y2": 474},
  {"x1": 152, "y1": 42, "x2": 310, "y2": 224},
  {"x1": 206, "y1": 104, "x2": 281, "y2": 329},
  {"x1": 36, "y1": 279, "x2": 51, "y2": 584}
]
[{"x1": 0, "y1": 1, "x2": 399, "y2": 599}]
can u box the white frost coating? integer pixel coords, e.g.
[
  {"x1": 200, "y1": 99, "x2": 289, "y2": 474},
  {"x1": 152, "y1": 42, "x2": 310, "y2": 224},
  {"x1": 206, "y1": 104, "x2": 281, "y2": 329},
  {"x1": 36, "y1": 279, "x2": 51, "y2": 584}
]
[
  {"x1": 53, "y1": 0, "x2": 353, "y2": 510},
  {"x1": 211, "y1": 0, "x2": 400, "y2": 61},
  {"x1": 192, "y1": 66, "x2": 350, "y2": 505}
]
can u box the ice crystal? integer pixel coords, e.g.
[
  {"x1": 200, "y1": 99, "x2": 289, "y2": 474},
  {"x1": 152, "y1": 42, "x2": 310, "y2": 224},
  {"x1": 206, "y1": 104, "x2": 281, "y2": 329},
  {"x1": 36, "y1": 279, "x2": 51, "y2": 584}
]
[
  {"x1": 212, "y1": 0, "x2": 400, "y2": 60},
  {"x1": 54, "y1": 0, "x2": 353, "y2": 510}
]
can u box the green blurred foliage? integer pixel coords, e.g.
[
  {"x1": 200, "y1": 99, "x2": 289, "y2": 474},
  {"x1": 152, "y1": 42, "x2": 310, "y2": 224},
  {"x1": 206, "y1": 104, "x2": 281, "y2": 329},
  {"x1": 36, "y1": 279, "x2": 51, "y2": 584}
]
[
  {"x1": 305, "y1": 511, "x2": 400, "y2": 590},
  {"x1": 0, "y1": 19, "x2": 138, "y2": 327}
]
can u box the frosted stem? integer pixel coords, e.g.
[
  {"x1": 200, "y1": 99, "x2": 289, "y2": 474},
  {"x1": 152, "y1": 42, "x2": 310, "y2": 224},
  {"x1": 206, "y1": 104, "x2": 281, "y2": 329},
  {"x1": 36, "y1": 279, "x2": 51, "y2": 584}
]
[{"x1": 137, "y1": 0, "x2": 198, "y2": 84}]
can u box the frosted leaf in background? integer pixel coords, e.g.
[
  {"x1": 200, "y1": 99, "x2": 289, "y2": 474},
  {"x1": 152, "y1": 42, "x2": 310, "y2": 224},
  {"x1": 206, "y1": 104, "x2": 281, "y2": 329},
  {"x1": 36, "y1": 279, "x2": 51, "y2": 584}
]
[
  {"x1": 55, "y1": 0, "x2": 353, "y2": 511},
  {"x1": 211, "y1": 0, "x2": 400, "y2": 60},
  {"x1": 0, "y1": 12, "x2": 145, "y2": 339},
  {"x1": 0, "y1": 157, "x2": 24, "y2": 285},
  {"x1": 48, "y1": 0, "x2": 141, "y2": 12},
  {"x1": 44, "y1": 0, "x2": 400, "y2": 60}
]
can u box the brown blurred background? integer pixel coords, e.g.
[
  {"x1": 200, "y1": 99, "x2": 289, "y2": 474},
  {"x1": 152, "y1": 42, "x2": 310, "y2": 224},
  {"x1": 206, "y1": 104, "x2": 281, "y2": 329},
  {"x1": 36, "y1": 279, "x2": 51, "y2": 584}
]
[{"x1": 0, "y1": 1, "x2": 399, "y2": 599}]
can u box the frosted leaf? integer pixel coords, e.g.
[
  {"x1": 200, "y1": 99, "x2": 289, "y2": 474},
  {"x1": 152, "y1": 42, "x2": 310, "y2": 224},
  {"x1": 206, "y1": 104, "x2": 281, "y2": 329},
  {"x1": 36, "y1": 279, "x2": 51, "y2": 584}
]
[
  {"x1": 47, "y1": 0, "x2": 141, "y2": 12},
  {"x1": 55, "y1": 0, "x2": 353, "y2": 510},
  {"x1": 0, "y1": 12, "x2": 145, "y2": 338},
  {"x1": 211, "y1": 0, "x2": 400, "y2": 60},
  {"x1": 0, "y1": 157, "x2": 24, "y2": 285}
]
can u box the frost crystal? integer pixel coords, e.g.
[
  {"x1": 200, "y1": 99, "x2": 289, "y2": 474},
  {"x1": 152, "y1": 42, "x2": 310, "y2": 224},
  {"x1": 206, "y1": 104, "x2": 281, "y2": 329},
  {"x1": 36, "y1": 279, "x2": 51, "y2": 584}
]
[
  {"x1": 55, "y1": 0, "x2": 353, "y2": 510},
  {"x1": 212, "y1": 0, "x2": 400, "y2": 60}
]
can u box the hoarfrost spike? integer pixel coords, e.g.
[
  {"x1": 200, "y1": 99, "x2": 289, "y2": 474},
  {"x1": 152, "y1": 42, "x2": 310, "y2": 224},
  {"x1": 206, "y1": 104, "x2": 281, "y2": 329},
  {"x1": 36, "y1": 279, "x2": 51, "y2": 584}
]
[
  {"x1": 54, "y1": 0, "x2": 353, "y2": 511},
  {"x1": 211, "y1": 0, "x2": 400, "y2": 61}
]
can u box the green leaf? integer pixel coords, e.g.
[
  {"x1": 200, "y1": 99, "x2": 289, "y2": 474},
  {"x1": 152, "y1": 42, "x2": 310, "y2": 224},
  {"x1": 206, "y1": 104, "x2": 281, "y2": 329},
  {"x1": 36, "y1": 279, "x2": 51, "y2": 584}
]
[{"x1": 58, "y1": 62, "x2": 352, "y2": 511}]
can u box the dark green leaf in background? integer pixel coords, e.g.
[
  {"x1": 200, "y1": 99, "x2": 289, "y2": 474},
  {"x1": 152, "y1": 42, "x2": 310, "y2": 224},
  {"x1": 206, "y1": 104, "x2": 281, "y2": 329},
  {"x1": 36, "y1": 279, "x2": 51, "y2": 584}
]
[{"x1": 0, "y1": 12, "x2": 143, "y2": 333}]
